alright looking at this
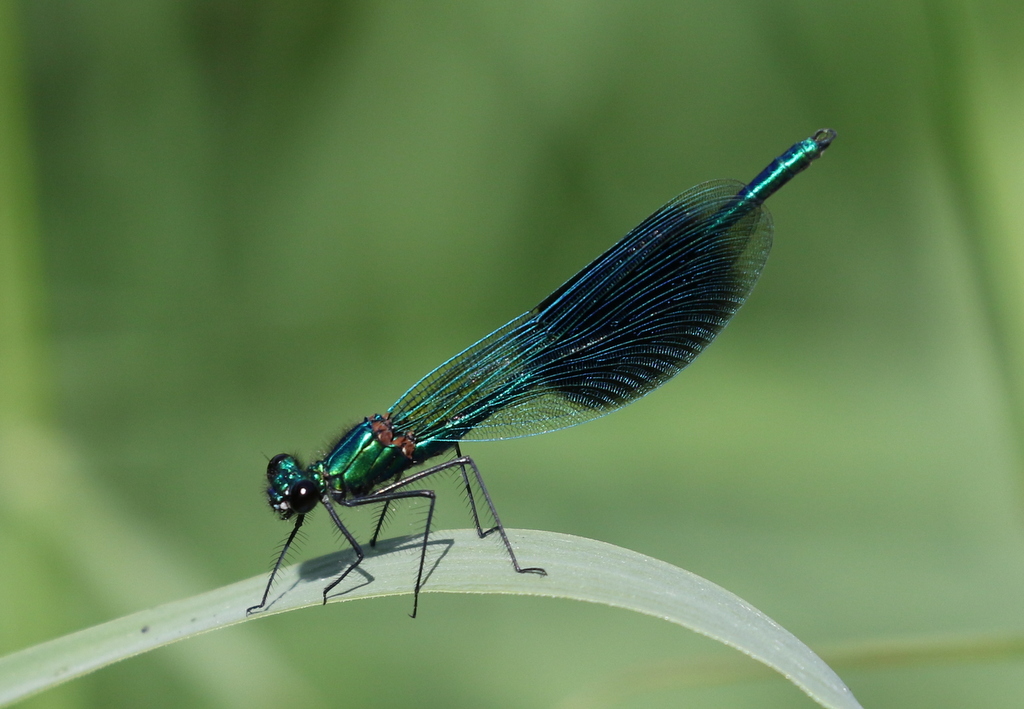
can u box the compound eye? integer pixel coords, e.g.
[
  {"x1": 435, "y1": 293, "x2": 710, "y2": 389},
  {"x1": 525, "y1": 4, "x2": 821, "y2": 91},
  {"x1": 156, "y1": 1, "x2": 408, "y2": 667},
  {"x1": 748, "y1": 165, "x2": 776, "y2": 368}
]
[{"x1": 288, "y1": 480, "x2": 320, "y2": 514}]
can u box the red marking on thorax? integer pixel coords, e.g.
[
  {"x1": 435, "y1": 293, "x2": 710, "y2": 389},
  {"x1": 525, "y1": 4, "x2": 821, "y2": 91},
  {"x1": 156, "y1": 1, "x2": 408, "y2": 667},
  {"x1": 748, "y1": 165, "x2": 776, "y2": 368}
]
[{"x1": 370, "y1": 414, "x2": 417, "y2": 460}]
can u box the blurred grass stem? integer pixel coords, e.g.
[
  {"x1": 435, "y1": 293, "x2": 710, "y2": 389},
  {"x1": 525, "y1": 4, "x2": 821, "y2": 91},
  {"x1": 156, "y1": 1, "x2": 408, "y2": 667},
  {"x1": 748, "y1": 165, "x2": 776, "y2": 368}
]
[{"x1": 926, "y1": 1, "x2": 1024, "y2": 496}]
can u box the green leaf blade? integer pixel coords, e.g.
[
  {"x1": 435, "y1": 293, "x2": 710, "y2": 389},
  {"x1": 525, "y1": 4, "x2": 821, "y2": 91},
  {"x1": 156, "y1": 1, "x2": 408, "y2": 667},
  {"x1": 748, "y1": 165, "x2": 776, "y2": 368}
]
[{"x1": 0, "y1": 529, "x2": 861, "y2": 709}]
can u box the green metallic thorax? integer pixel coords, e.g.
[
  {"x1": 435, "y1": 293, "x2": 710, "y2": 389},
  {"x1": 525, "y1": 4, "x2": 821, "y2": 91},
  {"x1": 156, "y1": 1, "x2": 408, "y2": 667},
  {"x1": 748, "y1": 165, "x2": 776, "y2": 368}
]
[{"x1": 316, "y1": 418, "x2": 454, "y2": 497}]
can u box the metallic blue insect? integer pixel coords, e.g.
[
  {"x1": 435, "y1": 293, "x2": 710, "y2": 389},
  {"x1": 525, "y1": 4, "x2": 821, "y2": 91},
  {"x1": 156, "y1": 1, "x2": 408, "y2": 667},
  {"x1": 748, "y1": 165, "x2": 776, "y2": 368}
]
[{"x1": 249, "y1": 129, "x2": 836, "y2": 616}]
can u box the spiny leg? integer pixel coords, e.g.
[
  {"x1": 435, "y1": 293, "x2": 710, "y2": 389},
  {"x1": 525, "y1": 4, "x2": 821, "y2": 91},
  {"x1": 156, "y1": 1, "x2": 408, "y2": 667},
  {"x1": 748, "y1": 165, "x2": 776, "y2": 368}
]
[
  {"x1": 456, "y1": 455, "x2": 546, "y2": 576},
  {"x1": 369, "y1": 501, "x2": 390, "y2": 547},
  {"x1": 342, "y1": 488, "x2": 437, "y2": 618},
  {"x1": 369, "y1": 470, "x2": 403, "y2": 547},
  {"x1": 374, "y1": 456, "x2": 546, "y2": 578},
  {"x1": 247, "y1": 513, "x2": 305, "y2": 615},
  {"x1": 455, "y1": 443, "x2": 487, "y2": 537},
  {"x1": 319, "y1": 501, "x2": 367, "y2": 603}
]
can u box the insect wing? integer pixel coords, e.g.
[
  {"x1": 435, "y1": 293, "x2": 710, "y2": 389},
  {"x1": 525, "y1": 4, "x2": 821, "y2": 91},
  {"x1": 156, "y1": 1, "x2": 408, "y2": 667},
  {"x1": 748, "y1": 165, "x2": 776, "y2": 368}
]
[{"x1": 390, "y1": 179, "x2": 772, "y2": 442}]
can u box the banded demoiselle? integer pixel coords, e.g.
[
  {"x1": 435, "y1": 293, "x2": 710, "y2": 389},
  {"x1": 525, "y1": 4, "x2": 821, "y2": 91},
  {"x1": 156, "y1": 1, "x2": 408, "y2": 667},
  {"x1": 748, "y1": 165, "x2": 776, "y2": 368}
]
[{"x1": 249, "y1": 129, "x2": 836, "y2": 617}]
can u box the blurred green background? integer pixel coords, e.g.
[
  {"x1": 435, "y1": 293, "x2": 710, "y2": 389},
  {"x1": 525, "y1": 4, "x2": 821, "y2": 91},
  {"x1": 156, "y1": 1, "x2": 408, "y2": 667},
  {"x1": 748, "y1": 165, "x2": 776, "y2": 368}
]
[{"x1": 3, "y1": 1, "x2": 1024, "y2": 707}]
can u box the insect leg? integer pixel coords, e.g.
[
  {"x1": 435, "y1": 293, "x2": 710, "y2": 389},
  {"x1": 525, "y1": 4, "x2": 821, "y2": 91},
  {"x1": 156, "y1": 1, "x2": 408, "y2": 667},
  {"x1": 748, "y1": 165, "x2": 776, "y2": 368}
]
[
  {"x1": 368, "y1": 470, "x2": 403, "y2": 547},
  {"x1": 247, "y1": 513, "x2": 305, "y2": 615},
  {"x1": 454, "y1": 443, "x2": 487, "y2": 537},
  {"x1": 456, "y1": 455, "x2": 546, "y2": 576},
  {"x1": 319, "y1": 500, "x2": 367, "y2": 604},
  {"x1": 342, "y1": 488, "x2": 437, "y2": 618},
  {"x1": 374, "y1": 456, "x2": 546, "y2": 578}
]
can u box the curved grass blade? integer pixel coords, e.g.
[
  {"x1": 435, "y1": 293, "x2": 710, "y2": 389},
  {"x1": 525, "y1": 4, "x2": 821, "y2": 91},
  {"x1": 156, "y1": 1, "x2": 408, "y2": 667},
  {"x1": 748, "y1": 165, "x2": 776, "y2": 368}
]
[{"x1": 0, "y1": 529, "x2": 861, "y2": 709}]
